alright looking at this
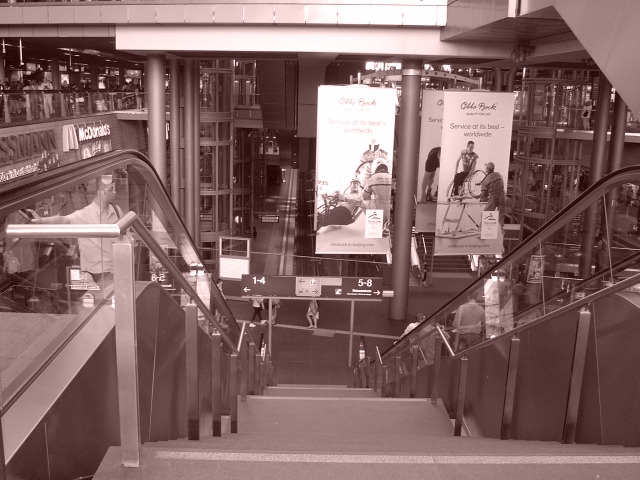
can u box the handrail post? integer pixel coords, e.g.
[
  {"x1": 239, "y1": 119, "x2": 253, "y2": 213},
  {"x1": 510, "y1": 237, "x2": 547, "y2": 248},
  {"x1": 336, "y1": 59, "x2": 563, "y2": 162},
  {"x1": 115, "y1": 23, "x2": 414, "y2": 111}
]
[
  {"x1": 381, "y1": 364, "x2": 388, "y2": 397},
  {"x1": 185, "y1": 303, "x2": 199, "y2": 440},
  {"x1": 358, "y1": 363, "x2": 366, "y2": 388},
  {"x1": 431, "y1": 335, "x2": 443, "y2": 403},
  {"x1": 373, "y1": 358, "x2": 378, "y2": 393},
  {"x1": 229, "y1": 353, "x2": 238, "y2": 434},
  {"x1": 240, "y1": 339, "x2": 248, "y2": 402},
  {"x1": 353, "y1": 367, "x2": 358, "y2": 388},
  {"x1": 259, "y1": 353, "x2": 267, "y2": 395},
  {"x1": 454, "y1": 356, "x2": 469, "y2": 436},
  {"x1": 410, "y1": 347, "x2": 418, "y2": 398},
  {"x1": 365, "y1": 355, "x2": 371, "y2": 388},
  {"x1": 254, "y1": 350, "x2": 261, "y2": 395},
  {"x1": 211, "y1": 333, "x2": 222, "y2": 437},
  {"x1": 113, "y1": 236, "x2": 140, "y2": 467},
  {"x1": 248, "y1": 343, "x2": 256, "y2": 395},
  {"x1": 563, "y1": 306, "x2": 591, "y2": 444},
  {"x1": 394, "y1": 355, "x2": 401, "y2": 398},
  {"x1": 500, "y1": 336, "x2": 521, "y2": 440}
]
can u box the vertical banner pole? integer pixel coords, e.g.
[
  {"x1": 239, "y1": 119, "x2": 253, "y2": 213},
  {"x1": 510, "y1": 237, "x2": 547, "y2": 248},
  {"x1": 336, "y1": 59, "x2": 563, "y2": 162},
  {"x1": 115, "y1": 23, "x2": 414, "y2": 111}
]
[{"x1": 348, "y1": 301, "x2": 355, "y2": 367}]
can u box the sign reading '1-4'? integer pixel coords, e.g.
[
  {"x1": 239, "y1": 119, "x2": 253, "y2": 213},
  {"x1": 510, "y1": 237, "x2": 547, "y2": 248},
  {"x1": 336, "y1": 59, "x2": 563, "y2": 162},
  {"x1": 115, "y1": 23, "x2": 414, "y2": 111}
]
[{"x1": 240, "y1": 275, "x2": 383, "y2": 300}]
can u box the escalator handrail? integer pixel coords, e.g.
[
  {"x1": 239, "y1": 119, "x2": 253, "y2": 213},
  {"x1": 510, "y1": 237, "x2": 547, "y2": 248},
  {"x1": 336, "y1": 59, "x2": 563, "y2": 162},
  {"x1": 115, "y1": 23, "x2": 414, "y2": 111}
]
[
  {"x1": 0, "y1": 149, "x2": 241, "y2": 339},
  {"x1": 7, "y1": 211, "x2": 241, "y2": 354},
  {"x1": 448, "y1": 269, "x2": 640, "y2": 359},
  {"x1": 380, "y1": 165, "x2": 640, "y2": 363}
]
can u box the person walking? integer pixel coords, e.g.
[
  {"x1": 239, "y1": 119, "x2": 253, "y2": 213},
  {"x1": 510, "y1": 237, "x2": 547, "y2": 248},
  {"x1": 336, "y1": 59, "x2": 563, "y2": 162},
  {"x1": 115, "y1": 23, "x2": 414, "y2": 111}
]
[
  {"x1": 250, "y1": 296, "x2": 265, "y2": 326},
  {"x1": 270, "y1": 298, "x2": 281, "y2": 325},
  {"x1": 453, "y1": 294, "x2": 486, "y2": 351},
  {"x1": 306, "y1": 299, "x2": 319, "y2": 329}
]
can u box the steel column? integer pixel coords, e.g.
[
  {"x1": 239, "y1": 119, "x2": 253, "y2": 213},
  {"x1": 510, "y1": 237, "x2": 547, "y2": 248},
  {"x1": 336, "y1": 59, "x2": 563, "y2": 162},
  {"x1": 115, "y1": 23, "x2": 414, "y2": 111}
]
[
  {"x1": 390, "y1": 59, "x2": 422, "y2": 320},
  {"x1": 185, "y1": 304, "x2": 199, "y2": 441},
  {"x1": 211, "y1": 333, "x2": 222, "y2": 437},
  {"x1": 493, "y1": 67, "x2": 503, "y2": 92},
  {"x1": 113, "y1": 237, "x2": 140, "y2": 467},
  {"x1": 605, "y1": 92, "x2": 627, "y2": 240},
  {"x1": 147, "y1": 54, "x2": 167, "y2": 186},
  {"x1": 454, "y1": 356, "x2": 469, "y2": 436},
  {"x1": 170, "y1": 59, "x2": 181, "y2": 209},
  {"x1": 193, "y1": 62, "x2": 201, "y2": 246},
  {"x1": 563, "y1": 306, "x2": 592, "y2": 444},
  {"x1": 500, "y1": 336, "x2": 521, "y2": 440},
  {"x1": 183, "y1": 60, "x2": 196, "y2": 236},
  {"x1": 580, "y1": 74, "x2": 612, "y2": 279},
  {"x1": 229, "y1": 353, "x2": 238, "y2": 433}
]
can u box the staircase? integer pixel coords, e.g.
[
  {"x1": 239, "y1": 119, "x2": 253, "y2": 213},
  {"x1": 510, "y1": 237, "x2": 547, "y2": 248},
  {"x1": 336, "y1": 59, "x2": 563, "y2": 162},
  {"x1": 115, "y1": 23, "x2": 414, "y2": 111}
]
[
  {"x1": 416, "y1": 233, "x2": 472, "y2": 274},
  {"x1": 94, "y1": 385, "x2": 640, "y2": 480}
]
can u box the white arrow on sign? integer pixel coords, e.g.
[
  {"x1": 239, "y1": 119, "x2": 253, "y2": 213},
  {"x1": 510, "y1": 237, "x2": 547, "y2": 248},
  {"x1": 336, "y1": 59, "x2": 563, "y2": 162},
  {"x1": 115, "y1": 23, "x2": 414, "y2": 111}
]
[
  {"x1": 374, "y1": 290, "x2": 381, "y2": 295},
  {"x1": 244, "y1": 287, "x2": 251, "y2": 292}
]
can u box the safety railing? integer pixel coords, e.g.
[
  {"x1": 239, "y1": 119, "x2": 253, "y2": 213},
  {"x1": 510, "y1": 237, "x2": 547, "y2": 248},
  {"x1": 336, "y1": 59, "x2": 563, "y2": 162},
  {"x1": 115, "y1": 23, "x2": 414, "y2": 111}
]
[
  {"x1": 5, "y1": 211, "x2": 272, "y2": 467},
  {"x1": 1, "y1": 91, "x2": 146, "y2": 126},
  {"x1": 375, "y1": 165, "x2": 640, "y2": 441}
]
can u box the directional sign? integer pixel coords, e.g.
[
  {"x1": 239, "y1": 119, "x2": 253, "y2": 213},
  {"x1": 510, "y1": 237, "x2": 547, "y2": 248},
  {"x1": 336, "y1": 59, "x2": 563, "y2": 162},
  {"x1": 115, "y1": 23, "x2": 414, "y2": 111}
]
[
  {"x1": 334, "y1": 278, "x2": 384, "y2": 299},
  {"x1": 240, "y1": 275, "x2": 383, "y2": 300},
  {"x1": 240, "y1": 275, "x2": 296, "y2": 297},
  {"x1": 296, "y1": 277, "x2": 321, "y2": 297}
]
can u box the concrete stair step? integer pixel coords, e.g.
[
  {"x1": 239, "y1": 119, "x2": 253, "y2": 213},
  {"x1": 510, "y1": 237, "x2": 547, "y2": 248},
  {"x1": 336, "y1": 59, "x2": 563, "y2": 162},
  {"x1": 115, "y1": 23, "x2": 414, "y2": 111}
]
[{"x1": 264, "y1": 386, "x2": 379, "y2": 398}]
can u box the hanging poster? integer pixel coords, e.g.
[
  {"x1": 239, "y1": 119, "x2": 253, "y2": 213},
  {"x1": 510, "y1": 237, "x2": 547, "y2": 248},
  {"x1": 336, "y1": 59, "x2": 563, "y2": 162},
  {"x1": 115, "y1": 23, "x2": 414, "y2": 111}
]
[
  {"x1": 415, "y1": 90, "x2": 444, "y2": 233},
  {"x1": 315, "y1": 85, "x2": 397, "y2": 254},
  {"x1": 434, "y1": 91, "x2": 515, "y2": 256}
]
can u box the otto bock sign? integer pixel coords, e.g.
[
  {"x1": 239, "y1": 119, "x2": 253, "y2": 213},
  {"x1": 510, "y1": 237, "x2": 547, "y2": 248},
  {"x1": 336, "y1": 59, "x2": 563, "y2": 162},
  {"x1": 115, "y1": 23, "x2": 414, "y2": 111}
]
[{"x1": 76, "y1": 122, "x2": 112, "y2": 160}]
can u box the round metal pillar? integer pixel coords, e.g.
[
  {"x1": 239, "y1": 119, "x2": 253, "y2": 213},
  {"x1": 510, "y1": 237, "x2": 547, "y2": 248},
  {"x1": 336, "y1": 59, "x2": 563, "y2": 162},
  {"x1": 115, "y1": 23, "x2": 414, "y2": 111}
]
[
  {"x1": 184, "y1": 59, "x2": 196, "y2": 237},
  {"x1": 147, "y1": 54, "x2": 167, "y2": 186},
  {"x1": 170, "y1": 59, "x2": 181, "y2": 210},
  {"x1": 389, "y1": 59, "x2": 422, "y2": 320}
]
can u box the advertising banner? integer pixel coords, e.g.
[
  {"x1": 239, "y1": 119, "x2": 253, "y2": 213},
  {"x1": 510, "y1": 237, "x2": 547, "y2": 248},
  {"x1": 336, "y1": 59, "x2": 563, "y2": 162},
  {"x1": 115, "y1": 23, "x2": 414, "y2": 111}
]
[
  {"x1": 315, "y1": 85, "x2": 397, "y2": 254},
  {"x1": 415, "y1": 90, "x2": 444, "y2": 233},
  {"x1": 434, "y1": 91, "x2": 515, "y2": 255}
]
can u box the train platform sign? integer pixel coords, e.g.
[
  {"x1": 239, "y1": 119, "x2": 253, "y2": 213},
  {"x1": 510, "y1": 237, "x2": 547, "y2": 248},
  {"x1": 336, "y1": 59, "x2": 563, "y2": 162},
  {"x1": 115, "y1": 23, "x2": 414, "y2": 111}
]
[{"x1": 240, "y1": 275, "x2": 383, "y2": 300}]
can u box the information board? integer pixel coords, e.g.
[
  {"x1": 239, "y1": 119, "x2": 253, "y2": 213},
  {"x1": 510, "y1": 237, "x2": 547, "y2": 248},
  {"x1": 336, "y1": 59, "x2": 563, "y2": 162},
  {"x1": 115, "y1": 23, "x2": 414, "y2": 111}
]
[{"x1": 240, "y1": 275, "x2": 383, "y2": 300}]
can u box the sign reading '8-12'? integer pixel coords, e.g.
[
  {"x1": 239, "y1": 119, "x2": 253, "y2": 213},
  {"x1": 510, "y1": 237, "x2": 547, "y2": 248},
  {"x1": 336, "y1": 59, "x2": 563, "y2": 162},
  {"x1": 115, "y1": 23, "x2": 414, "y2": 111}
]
[{"x1": 240, "y1": 275, "x2": 383, "y2": 300}]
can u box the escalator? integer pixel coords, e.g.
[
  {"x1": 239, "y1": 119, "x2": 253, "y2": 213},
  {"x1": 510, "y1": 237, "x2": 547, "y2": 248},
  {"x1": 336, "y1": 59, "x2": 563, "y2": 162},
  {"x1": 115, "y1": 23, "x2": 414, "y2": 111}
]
[
  {"x1": 379, "y1": 165, "x2": 640, "y2": 447},
  {"x1": 0, "y1": 150, "x2": 242, "y2": 479}
]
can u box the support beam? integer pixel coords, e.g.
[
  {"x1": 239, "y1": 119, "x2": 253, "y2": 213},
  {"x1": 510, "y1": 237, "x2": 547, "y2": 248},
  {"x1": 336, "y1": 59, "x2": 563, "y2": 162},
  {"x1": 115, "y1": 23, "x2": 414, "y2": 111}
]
[
  {"x1": 193, "y1": 62, "x2": 201, "y2": 246},
  {"x1": 183, "y1": 60, "x2": 196, "y2": 236},
  {"x1": 147, "y1": 54, "x2": 167, "y2": 186},
  {"x1": 390, "y1": 59, "x2": 422, "y2": 320},
  {"x1": 170, "y1": 59, "x2": 181, "y2": 211},
  {"x1": 580, "y1": 74, "x2": 612, "y2": 279}
]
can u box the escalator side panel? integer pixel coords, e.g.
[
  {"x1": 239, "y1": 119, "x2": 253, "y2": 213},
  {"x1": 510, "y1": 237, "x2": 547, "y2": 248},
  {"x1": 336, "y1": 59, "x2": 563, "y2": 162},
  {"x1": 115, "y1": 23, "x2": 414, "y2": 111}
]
[
  {"x1": 576, "y1": 294, "x2": 640, "y2": 446},
  {"x1": 6, "y1": 283, "x2": 188, "y2": 480}
]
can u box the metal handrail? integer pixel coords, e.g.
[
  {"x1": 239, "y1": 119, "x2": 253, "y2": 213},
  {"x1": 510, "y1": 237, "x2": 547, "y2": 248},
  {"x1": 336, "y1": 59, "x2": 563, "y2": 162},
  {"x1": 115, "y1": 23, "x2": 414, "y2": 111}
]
[
  {"x1": 6, "y1": 211, "x2": 239, "y2": 354},
  {"x1": 380, "y1": 165, "x2": 640, "y2": 364},
  {"x1": 450, "y1": 270, "x2": 640, "y2": 360},
  {"x1": 436, "y1": 325, "x2": 456, "y2": 357}
]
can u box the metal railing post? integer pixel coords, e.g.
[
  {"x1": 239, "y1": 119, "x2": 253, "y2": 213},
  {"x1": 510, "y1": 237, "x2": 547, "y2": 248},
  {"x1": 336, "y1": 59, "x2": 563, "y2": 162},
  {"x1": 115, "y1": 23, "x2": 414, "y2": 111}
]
[
  {"x1": 563, "y1": 306, "x2": 592, "y2": 444},
  {"x1": 431, "y1": 335, "x2": 443, "y2": 404},
  {"x1": 240, "y1": 340, "x2": 248, "y2": 402},
  {"x1": 211, "y1": 333, "x2": 222, "y2": 437},
  {"x1": 259, "y1": 354, "x2": 267, "y2": 395},
  {"x1": 113, "y1": 237, "x2": 140, "y2": 467},
  {"x1": 254, "y1": 350, "x2": 261, "y2": 395},
  {"x1": 358, "y1": 363, "x2": 366, "y2": 388},
  {"x1": 394, "y1": 355, "x2": 401, "y2": 398},
  {"x1": 365, "y1": 356, "x2": 371, "y2": 388},
  {"x1": 372, "y1": 358, "x2": 378, "y2": 393},
  {"x1": 500, "y1": 336, "x2": 521, "y2": 440},
  {"x1": 229, "y1": 353, "x2": 238, "y2": 434},
  {"x1": 248, "y1": 343, "x2": 256, "y2": 395},
  {"x1": 381, "y1": 364, "x2": 388, "y2": 397},
  {"x1": 410, "y1": 347, "x2": 418, "y2": 398},
  {"x1": 454, "y1": 356, "x2": 469, "y2": 436},
  {"x1": 185, "y1": 303, "x2": 199, "y2": 441}
]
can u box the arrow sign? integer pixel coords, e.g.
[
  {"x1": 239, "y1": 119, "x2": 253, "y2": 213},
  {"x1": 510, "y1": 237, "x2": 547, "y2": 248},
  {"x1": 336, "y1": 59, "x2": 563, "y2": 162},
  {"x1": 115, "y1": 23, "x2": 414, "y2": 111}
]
[{"x1": 244, "y1": 287, "x2": 251, "y2": 292}]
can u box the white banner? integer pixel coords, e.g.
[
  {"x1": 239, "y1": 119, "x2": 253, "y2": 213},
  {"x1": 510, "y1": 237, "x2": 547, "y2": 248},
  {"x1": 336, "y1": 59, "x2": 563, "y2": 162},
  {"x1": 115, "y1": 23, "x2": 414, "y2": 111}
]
[
  {"x1": 434, "y1": 91, "x2": 515, "y2": 256},
  {"x1": 315, "y1": 85, "x2": 397, "y2": 254},
  {"x1": 415, "y1": 90, "x2": 444, "y2": 233}
]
